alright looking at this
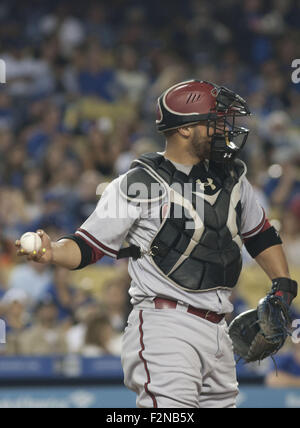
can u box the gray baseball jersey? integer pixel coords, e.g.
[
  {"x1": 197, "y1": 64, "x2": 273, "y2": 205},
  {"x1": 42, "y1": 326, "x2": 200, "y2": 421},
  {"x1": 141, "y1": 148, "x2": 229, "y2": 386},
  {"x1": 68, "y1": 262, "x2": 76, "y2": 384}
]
[
  {"x1": 76, "y1": 156, "x2": 265, "y2": 314},
  {"x1": 76, "y1": 154, "x2": 267, "y2": 408}
]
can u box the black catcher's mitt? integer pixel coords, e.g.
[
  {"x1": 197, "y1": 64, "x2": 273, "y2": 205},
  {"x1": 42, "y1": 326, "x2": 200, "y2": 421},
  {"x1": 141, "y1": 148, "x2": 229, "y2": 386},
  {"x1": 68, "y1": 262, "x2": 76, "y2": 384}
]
[{"x1": 229, "y1": 278, "x2": 298, "y2": 363}]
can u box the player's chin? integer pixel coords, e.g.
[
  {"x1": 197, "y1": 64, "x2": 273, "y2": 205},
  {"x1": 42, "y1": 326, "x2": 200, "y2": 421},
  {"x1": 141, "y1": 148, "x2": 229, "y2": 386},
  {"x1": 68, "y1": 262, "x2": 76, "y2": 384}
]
[
  {"x1": 195, "y1": 139, "x2": 211, "y2": 160},
  {"x1": 204, "y1": 148, "x2": 211, "y2": 160},
  {"x1": 198, "y1": 147, "x2": 211, "y2": 162}
]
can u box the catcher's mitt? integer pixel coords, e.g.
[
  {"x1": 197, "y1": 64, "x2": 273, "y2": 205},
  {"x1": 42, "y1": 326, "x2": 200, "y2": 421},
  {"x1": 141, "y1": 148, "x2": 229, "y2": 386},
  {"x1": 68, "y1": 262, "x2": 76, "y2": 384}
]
[{"x1": 228, "y1": 294, "x2": 291, "y2": 363}]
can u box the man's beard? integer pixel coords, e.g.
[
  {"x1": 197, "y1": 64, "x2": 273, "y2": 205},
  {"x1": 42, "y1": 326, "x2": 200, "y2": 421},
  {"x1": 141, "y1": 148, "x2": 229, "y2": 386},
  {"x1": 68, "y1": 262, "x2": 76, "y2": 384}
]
[{"x1": 189, "y1": 129, "x2": 211, "y2": 161}]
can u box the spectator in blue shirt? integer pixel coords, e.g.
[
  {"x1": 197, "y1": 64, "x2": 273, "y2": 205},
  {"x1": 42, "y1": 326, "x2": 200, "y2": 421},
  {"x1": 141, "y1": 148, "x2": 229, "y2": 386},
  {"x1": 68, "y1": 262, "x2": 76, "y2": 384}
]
[
  {"x1": 42, "y1": 267, "x2": 94, "y2": 322},
  {"x1": 78, "y1": 45, "x2": 120, "y2": 102},
  {"x1": 266, "y1": 343, "x2": 300, "y2": 387},
  {"x1": 26, "y1": 104, "x2": 61, "y2": 163}
]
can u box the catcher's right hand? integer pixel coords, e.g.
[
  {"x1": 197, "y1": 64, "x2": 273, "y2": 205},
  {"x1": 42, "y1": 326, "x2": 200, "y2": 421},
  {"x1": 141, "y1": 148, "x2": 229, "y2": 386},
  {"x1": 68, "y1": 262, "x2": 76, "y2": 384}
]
[{"x1": 15, "y1": 230, "x2": 53, "y2": 264}]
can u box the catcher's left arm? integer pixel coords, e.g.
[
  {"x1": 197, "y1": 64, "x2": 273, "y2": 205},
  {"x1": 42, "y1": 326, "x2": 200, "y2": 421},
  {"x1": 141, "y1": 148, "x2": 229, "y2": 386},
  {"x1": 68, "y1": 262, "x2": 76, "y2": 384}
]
[{"x1": 255, "y1": 245, "x2": 292, "y2": 290}]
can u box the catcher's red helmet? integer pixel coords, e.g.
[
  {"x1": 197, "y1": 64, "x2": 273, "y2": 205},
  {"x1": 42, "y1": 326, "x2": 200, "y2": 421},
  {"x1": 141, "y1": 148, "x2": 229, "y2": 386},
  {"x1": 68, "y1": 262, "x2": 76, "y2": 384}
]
[{"x1": 156, "y1": 80, "x2": 251, "y2": 162}]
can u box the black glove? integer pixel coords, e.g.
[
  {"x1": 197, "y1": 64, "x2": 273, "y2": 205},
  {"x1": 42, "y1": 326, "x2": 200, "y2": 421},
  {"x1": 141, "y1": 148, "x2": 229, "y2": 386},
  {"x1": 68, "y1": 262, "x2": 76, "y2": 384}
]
[{"x1": 229, "y1": 278, "x2": 298, "y2": 363}]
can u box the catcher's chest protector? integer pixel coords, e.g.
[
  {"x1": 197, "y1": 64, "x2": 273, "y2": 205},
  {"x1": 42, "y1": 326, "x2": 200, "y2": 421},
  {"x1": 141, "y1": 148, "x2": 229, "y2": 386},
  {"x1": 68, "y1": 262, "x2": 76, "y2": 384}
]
[{"x1": 126, "y1": 153, "x2": 246, "y2": 293}]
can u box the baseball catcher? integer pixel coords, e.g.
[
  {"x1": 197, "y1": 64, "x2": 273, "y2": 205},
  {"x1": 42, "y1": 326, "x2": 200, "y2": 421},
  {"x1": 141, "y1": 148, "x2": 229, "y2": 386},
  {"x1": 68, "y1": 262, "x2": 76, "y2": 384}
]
[{"x1": 16, "y1": 80, "x2": 298, "y2": 408}]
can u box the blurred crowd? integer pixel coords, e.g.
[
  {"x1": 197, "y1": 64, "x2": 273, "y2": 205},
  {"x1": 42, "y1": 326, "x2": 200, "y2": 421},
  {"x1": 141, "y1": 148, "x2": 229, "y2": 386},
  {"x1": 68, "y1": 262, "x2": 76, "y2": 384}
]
[{"x1": 0, "y1": 0, "x2": 299, "y2": 385}]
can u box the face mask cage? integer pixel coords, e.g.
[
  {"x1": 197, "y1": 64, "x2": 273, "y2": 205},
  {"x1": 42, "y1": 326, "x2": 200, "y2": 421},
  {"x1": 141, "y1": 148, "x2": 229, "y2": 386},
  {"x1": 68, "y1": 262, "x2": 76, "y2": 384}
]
[
  {"x1": 206, "y1": 116, "x2": 249, "y2": 152},
  {"x1": 205, "y1": 85, "x2": 251, "y2": 161}
]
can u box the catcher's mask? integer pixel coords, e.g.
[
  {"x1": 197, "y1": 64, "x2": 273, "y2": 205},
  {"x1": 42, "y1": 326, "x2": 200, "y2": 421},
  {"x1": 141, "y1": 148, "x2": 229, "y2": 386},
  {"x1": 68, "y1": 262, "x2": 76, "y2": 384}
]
[{"x1": 156, "y1": 80, "x2": 251, "y2": 163}]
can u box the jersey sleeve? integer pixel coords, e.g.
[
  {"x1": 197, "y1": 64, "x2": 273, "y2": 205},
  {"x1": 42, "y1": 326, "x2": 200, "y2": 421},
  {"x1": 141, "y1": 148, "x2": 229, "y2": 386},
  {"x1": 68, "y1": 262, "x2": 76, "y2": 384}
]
[
  {"x1": 240, "y1": 176, "x2": 267, "y2": 240},
  {"x1": 75, "y1": 175, "x2": 142, "y2": 258}
]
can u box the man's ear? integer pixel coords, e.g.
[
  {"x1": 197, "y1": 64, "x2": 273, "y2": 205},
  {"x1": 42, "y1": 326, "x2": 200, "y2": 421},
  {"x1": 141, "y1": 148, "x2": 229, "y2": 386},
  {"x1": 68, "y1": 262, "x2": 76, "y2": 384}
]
[{"x1": 177, "y1": 127, "x2": 192, "y2": 138}]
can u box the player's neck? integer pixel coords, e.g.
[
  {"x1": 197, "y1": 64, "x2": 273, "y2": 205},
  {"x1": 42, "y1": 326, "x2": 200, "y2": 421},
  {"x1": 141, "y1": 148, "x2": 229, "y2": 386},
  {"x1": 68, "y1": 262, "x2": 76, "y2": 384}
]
[{"x1": 163, "y1": 147, "x2": 204, "y2": 166}]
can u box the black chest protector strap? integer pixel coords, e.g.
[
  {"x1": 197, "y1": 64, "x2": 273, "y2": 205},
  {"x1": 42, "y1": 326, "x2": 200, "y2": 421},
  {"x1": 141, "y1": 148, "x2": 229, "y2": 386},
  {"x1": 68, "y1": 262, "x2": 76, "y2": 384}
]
[{"x1": 117, "y1": 245, "x2": 141, "y2": 260}]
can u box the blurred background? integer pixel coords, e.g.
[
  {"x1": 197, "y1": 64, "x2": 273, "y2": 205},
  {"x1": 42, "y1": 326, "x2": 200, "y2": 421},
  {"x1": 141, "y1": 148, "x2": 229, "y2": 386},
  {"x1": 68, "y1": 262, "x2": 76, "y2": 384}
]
[{"x1": 0, "y1": 0, "x2": 299, "y2": 408}]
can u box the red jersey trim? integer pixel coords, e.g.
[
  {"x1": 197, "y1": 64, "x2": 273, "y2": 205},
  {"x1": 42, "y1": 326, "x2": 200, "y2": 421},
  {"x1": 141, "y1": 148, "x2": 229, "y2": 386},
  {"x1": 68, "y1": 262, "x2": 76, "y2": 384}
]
[
  {"x1": 242, "y1": 209, "x2": 266, "y2": 239},
  {"x1": 76, "y1": 228, "x2": 118, "y2": 258},
  {"x1": 138, "y1": 310, "x2": 158, "y2": 408},
  {"x1": 74, "y1": 233, "x2": 105, "y2": 264}
]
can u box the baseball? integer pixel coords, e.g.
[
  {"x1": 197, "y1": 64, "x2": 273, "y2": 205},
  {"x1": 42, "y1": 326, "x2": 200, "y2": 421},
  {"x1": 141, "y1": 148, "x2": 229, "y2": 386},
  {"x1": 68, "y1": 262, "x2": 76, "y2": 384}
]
[{"x1": 20, "y1": 232, "x2": 42, "y2": 253}]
